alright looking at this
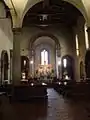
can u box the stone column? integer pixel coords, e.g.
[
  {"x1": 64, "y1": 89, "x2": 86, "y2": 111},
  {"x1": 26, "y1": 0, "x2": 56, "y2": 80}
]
[
  {"x1": 12, "y1": 28, "x2": 21, "y2": 85},
  {"x1": 73, "y1": 27, "x2": 80, "y2": 81},
  {"x1": 85, "y1": 27, "x2": 90, "y2": 79}
]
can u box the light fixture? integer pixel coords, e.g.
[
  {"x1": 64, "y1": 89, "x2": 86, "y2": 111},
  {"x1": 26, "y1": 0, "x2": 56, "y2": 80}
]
[
  {"x1": 42, "y1": 14, "x2": 48, "y2": 21},
  {"x1": 42, "y1": 82, "x2": 47, "y2": 86},
  {"x1": 31, "y1": 83, "x2": 34, "y2": 86},
  {"x1": 30, "y1": 60, "x2": 33, "y2": 64},
  {"x1": 65, "y1": 75, "x2": 69, "y2": 80},
  {"x1": 58, "y1": 61, "x2": 61, "y2": 66},
  {"x1": 22, "y1": 72, "x2": 26, "y2": 79},
  {"x1": 24, "y1": 60, "x2": 26, "y2": 66},
  {"x1": 64, "y1": 82, "x2": 67, "y2": 85},
  {"x1": 58, "y1": 82, "x2": 61, "y2": 85},
  {"x1": 38, "y1": 14, "x2": 48, "y2": 21}
]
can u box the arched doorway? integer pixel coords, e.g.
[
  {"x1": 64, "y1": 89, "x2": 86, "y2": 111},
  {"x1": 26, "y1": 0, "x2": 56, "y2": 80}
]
[
  {"x1": 61, "y1": 55, "x2": 74, "y2": 80},
  {"x1": 85, "y1": 49, "x2": 90, "y2": 80},
  {"x1": 21, "y1": 56, "x2": 29, "y2": 79},
  {"x1": 1, "y1": 50, "x2": 9, "y2": 84}
]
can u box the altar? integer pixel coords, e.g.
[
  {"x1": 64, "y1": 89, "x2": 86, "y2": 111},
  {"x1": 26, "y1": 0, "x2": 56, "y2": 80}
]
[{"x1": 35, "y1": 64, "x2": 55, "y2": 82}]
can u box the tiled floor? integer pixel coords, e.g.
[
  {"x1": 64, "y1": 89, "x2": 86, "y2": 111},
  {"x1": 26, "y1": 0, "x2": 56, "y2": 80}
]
[{"x1": 0, "y1": 88, "x2": 90, "y2": 120}]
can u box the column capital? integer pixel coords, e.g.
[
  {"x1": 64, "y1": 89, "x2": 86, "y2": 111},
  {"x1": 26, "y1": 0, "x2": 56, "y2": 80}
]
[{"x1": 12, "y1": 28, "x2": 22, "y2": 34}]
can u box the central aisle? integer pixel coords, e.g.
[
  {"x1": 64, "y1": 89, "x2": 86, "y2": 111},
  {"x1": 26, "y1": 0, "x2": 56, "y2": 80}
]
[{"x1": 1, "y1": 88, "x2": 90, "y2": 120}]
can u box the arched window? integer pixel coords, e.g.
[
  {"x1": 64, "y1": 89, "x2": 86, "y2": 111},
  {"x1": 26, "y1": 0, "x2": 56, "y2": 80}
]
[
  {"x1": 63, "y1": 58, "x2": 67, "y2": 68},
  {"x1": 41, "y1": 49, "x2": 48, "y2": 65},
  {"x1": 75, "y1": 34, "x2": 79, "y2": 56}
]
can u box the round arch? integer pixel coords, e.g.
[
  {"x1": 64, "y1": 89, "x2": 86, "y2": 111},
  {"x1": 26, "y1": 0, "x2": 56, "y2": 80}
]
[
  {"x1": 21, "y1": 0, "x2": 88, "y2": 27},
  {"x1": 29, "y1": 32, "x2": 60, "y2": 77},
  {"x1": 29, "y1": 32, "x2": 60, "y2": 50},
  {"x1": 63, "y1": 0, "x2": 88, "y2": 23},
  {"x1": 1, "y1": 1, "x2": 13, "y2": 28},
  {"x1": 21, "y1": 0, "x2": 43, "y2": 27}
]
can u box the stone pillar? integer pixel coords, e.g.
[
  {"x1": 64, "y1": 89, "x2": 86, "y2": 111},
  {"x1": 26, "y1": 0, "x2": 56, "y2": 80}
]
[
  {"x1": 85, "y1": 27, "x2": 90, "y2": 79},
  {"x1": 73, "y1": 27, "x2": 80, "y2": 82},
  {"x1": 12, "y1": 28, "x2": 21, "y2": 85},
  {"x1": 56, "y1": 47, "x2": 61, "y2": 79}
]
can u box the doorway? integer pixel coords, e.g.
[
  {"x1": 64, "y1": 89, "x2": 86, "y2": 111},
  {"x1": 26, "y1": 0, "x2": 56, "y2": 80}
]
[
  {"x1": 1, "y1": 50, "x2": 9, "y2": 84},
  {"x1": 21, "y1": 56, "x2": 29, "y2": 79},
  {"x1": 61, "y1": 55, "x2": 74, "y2": 80}
]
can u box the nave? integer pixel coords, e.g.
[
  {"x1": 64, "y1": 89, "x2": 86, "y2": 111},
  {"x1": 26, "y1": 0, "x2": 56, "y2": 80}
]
[{"x1": 0, "y1": 88, "x2": 90, "y2": 120}]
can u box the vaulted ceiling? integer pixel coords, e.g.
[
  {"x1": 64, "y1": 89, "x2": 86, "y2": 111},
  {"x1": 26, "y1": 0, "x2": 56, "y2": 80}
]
[{"x1": 3, "y1": 0, "x2": 90, "y2": 28}]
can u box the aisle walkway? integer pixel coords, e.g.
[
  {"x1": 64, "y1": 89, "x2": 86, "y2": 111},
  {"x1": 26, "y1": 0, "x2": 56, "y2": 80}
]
[{"x1": 0, "y1": 88, "x2": 90, "y2": 120}]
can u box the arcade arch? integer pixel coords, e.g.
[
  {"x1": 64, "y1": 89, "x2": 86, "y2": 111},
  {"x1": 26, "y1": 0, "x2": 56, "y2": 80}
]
[{"x1": 29, "y1": 33, "x2": 61, "y2": 78}]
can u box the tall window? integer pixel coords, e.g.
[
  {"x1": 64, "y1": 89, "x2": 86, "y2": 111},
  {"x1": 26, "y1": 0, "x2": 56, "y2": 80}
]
[
  {"x1": 63, "y1": 59, "x2": 67, "y2": 68},
  {"x1": 41, "y1": 49, "x2": 48, "y2": 65},
  {"x1": 84, "y1": 24, "x2": 89, "y2": 49},
  {"x1": 75, "y1": 34, "x2": 79, "y2": 56}
]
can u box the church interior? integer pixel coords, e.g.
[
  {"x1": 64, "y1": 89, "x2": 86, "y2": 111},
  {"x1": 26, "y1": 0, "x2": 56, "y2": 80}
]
[{"x1": 1, "y1": 0, "x2": 90, "y2": 119}]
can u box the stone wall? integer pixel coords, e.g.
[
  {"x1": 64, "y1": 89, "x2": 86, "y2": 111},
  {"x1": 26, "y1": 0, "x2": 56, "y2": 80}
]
[{"x1": 0, "y1": 2, "x2": 13, "y2": 83}]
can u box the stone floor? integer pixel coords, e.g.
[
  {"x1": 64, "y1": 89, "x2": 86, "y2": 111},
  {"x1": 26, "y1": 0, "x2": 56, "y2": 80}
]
[{"x1": 0, "y1": 88, "x2": 90, "y2": 120}]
